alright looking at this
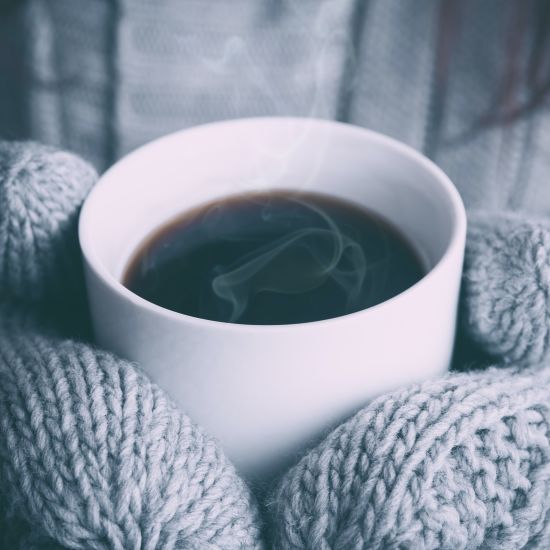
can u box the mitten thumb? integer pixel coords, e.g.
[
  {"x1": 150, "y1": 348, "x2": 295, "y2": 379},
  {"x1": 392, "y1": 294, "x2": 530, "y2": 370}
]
[
  {"x1": 462, "y1": 211, "x2": 550, "y2": 367},
  {"x1": 0, "y1": 324, "x2": 265, "y2": 549},
  {"x1": 0, "y1": 141, "x2": 96, "y2": 305}
]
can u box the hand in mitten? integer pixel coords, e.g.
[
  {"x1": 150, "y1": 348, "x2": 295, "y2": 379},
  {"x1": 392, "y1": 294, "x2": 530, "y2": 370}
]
[
  {"x1": 3, "y1": 140, "x2": 550, "y2": 550},
  {"x1": 271, "y1": 212, "x2": 550, "y2": 549},
  {"x1": 0, "y1": 142, "x2": 264, "y2": 550},
  {"x1": 463, "y1": 212, "x2": 550, "y2": 367}
]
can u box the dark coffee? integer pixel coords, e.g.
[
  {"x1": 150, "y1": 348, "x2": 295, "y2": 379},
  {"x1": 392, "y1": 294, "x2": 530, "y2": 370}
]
[{"x1": 123, "y1": 191, "x2": 425, "y2": 324}]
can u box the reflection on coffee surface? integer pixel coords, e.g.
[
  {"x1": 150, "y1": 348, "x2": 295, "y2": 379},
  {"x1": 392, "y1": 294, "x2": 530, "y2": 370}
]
[{"x1": 123, "y1": 191, "x2": 425, "y2": 324}]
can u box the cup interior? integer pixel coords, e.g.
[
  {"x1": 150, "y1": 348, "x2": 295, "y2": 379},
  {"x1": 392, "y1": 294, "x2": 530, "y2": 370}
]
[{"x1": 80, "y1": 118, "x2": 463, "y2": 300}]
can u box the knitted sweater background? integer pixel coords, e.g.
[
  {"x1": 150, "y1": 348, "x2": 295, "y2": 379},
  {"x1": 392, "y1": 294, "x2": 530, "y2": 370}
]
[{"x1": 2, "y1": 0, "x2": 550, "y2": 215}]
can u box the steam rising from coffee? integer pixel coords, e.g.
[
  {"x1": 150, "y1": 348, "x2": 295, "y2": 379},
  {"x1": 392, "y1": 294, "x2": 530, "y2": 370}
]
[
  {"x1": 123, "y1": 192, "x2": 424, "y2": 325},
  {"x1": 210, "y1": 197, "x2": 367, "y2": 322}
]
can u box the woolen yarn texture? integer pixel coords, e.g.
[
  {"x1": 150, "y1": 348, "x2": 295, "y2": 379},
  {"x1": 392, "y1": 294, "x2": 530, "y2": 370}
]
[
  {"x1": 0, "y1": 141, "x2": 264, "y2": 549},
  {"x1": 271, "y1": 212, "x2": 550, "y2": 549},
  {"x1": 272, "y1": 365, "x2": 550, "y2": 549},
  {"x1": 463, "y1": 212, "x2": 550, "y2": 367},
  {"x1": 0, "y1": 325, "x2": 264, "y2": 550},
  {"x1": 2, "y1": 140, "x2": 550, "y2": 549},
  {"x1": 0, "y1": 141, "x2": 96, "y2": 304}
]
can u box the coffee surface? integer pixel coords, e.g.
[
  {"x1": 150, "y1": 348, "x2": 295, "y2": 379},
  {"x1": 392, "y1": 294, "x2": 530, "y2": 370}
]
[{"x1": 123, "y1": 191, "x2": 425, "y2": 324}]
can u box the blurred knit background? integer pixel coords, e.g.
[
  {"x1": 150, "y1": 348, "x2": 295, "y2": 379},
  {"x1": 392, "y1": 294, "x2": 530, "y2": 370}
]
[{"x1": 2, "y1": 0, "x2": 550, "y2": 216}]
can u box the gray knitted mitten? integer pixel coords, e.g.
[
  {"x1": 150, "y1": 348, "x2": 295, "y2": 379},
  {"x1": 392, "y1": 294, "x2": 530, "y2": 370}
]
[
  {"x1": 271, "y1": 213, "x2": 550, "y2": 549},
  {"x1": 2, "y1": 140, "x2": 550, "y2": 550},
  {"x1": 0, "y1": 142, "x2": 264, "y2": 550},
  {"x1": 0, "y1": 142, "x2": 96, "y2": 303},
  {"x1": 464, "y1": 212, "x2": 550, "y2": 367}
]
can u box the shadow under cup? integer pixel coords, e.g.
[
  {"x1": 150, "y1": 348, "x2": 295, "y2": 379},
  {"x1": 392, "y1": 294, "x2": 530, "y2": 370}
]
[{"x1": 79, "y1": 118, "x2": 466, "y2": 478}]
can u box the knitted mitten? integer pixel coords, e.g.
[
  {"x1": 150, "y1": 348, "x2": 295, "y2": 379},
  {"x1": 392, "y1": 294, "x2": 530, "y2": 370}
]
[
  {"x1": 0, "y1": 141, "x2": 96, "y2": 303},
  {"x1": 463, "y1": 212, "x2": 550, "y2": 367},
  {"x1": 3, "y1": 139, "x2": 550, "y2": 550},
  {"x1": 271, "y1": 212, "x2": 550, "y2": 549},
  {"x1": 0, "y1": 142, "x2": 264, "y2": 549},
  {"x1": 272, "y1": 364, "x2": 550, "y2": 549},
  {"x1": 0, "y1": 327, "x2": 264, "y2": 550}
]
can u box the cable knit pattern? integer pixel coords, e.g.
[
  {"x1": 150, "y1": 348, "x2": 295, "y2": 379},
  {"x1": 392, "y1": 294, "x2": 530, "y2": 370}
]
[
  {"x1": 0, "y1": 325, "x2": 264, "y2": 550},
  {"x1": 0, "y1": 141, "x2": 96, "y2": 303},
  {"x1": 0, "y1": 140, "x2": 264, "y2": 548},
  {"x1": 272, "y1": 366, "x2": 550, "y2": 549},
  {"x1": 463, "y1": 212, "x2": 550, "y2": 366}
]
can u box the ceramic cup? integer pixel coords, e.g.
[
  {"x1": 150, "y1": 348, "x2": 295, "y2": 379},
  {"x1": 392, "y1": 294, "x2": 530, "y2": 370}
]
[{"x1": 79, "y1": 117, "x2": 467, "y2": 477}]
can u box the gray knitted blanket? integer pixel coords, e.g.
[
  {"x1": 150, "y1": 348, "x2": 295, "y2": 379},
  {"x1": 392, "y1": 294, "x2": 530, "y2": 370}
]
[{"x1": 1, "y1": 141, "x2": 550, "y2": 549}]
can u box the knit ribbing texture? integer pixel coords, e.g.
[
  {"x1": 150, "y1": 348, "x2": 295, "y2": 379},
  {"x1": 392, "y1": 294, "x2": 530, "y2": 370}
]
[
  {"x1": 463, "y1": 212, "x2": 550, "y2": 367},
  {"x1": 0, "y1": 140, "x2": 265, "y2": 548},
  {"x1": 2, "y1": 141, "x2": 550, "y2": 548},
  {"x1": 0, "y1": 324, "x2": 264, "y2": 549},
  {"x1": 272, "y1": 365, "x2": 550, "y2": 549},
  {"x1": 0, "y1": 141, "x2": 96, "y2": 304}
]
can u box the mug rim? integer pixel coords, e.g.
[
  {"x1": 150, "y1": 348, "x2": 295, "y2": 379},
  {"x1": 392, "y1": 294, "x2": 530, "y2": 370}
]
[{"x1": 79, "y1": 116, "x2": 467, "y2": 332}]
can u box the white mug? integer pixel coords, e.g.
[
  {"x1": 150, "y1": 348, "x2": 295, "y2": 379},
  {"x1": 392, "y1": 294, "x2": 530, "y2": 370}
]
[{"x1": 79, "y1": 117, "x2": 466, "y2": 477}]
